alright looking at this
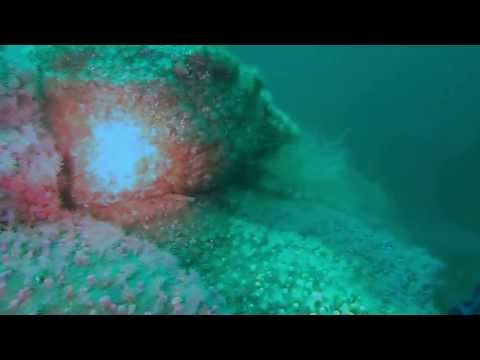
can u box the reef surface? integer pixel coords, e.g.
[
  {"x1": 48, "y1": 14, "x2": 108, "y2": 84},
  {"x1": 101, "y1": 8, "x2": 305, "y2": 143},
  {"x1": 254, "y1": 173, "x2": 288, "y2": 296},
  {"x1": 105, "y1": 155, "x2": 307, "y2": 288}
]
[{"x1": 0, "y1": 45, "x2": 444, "y2": 314}]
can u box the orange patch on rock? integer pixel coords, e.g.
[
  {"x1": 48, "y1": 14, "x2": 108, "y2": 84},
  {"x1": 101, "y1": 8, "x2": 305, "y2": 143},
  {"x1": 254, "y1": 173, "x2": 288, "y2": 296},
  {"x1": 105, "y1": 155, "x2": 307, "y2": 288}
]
[{"x1": 46, "y1": 80, "x2": 220, "y2": 228}]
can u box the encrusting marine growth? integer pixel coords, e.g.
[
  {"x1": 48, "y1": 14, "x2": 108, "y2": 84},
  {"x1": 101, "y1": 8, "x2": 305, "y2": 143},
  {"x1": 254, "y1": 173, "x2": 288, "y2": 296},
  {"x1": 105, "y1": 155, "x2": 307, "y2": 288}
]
[
  {"x1": 0, "y1": 216, "x2": 222, "y2": 314},
  {"x1": 42, "y1": 45, "x2": 298, "y2": 228},
  {"x1": 0, "y1": 45, "x2": 444, "y2": 314}
]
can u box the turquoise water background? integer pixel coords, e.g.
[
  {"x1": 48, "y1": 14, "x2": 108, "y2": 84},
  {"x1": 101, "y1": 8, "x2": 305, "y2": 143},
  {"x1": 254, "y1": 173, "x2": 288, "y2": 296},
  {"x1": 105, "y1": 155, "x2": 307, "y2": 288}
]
[
  {"x1": 1, "y1": 45, "x2": 479, "y2": 313},
  {"x1": 230, "y1": 45, "x2": 480, "y2": 308}
]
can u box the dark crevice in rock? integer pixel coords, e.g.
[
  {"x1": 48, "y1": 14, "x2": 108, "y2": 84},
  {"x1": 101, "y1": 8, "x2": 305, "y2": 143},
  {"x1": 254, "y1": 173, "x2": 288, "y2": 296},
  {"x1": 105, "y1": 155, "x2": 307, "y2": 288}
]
[{"x1": 58, "y1": 155, "x2": 76, "y2": 211}]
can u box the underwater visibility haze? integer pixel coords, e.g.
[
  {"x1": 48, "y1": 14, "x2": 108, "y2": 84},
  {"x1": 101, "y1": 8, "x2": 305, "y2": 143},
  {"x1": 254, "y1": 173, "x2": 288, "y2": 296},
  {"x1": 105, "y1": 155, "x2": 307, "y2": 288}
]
[{"x1": 0, "y1": 45, "x2": 479, "y2": 314}]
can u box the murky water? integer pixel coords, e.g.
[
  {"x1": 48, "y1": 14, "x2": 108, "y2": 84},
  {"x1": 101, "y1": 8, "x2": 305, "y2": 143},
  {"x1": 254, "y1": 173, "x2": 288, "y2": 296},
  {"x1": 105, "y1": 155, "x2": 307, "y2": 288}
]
[{"x1": 1, "y1": 45, "x2": 479, "y2": 314}]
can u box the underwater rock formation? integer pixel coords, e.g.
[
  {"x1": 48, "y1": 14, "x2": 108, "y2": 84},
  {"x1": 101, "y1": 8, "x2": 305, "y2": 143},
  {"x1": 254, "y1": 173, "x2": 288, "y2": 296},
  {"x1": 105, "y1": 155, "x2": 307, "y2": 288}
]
[
  {"x1": 0, "y1": 123, "x2": 64, "y2": 224},
  {"x1": 1, "y1": 45, "x2": 298, "y2": 228},
  {"x1": 0, "y1": 54, "x2": 65, "y2": 225},
  {"x1": 0, "y1": 45, "x2": 446, "y2": 315},
  {"x1": 163, "y1": 202, "x2": 443, "y2": 315},
  {"x1": 37, "y1": 45, "x2": 298, "y2": 228},
  {"x1": 0, "y1": 216, "x2": 222, "y2": 314}
]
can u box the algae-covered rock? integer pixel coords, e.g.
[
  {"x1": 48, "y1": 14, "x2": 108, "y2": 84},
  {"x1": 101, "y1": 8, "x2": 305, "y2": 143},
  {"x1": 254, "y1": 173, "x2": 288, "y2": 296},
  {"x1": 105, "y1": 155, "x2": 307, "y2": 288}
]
[
  {"x1": 0, "y1": 46, "x2": 446, "y2": 315},
  {"x1": 0, "y1": 216, "x2": 222, "y2": 314},
  {"x1": 25, "y1": 45, "x2": 299, "y2": 228},
  {"x1": 0, "y1": 45, "x2": 299, "y2": 228},
  {"x1": 162, "y1": 203, "x2": 443, "y2": 315}
]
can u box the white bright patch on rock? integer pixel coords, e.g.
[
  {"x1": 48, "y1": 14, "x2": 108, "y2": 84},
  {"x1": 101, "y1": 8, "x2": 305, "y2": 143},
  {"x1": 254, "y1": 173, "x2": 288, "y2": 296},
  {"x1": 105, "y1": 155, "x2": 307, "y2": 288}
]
[{"x1": 84, "y1": 110, "x2": 170, "y2": 198}]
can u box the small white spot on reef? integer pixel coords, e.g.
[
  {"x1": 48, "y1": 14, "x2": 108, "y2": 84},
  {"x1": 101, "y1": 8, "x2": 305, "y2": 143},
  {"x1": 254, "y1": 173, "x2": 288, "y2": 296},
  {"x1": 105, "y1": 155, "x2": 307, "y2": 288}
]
[{"x1": 83, "y1": 109, "x2": 170, "y2": 198}]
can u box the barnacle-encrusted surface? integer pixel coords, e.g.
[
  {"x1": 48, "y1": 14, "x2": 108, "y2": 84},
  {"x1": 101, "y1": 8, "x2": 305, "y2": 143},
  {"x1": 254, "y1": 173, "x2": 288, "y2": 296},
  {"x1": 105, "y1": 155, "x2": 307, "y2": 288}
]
[
  {"x1": 0, "y1": 216, "x2": 222, "y2": 314},
  {"x1": 154, "y1": 197, "x2": 443, "y2": 315},
  {"x1": 0, "y1": 46, "x2": 446, "y2": 314},
  {"x1": 32, "y1": 45, "x2": 299, "y2": 227}
]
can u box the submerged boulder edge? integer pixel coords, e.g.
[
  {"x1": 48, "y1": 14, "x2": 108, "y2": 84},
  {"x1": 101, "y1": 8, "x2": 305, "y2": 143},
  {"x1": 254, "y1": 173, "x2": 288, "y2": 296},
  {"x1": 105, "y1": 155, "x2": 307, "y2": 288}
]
[{"x1": 1, "y1": 45, "x2": 300, "y2": 228}]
